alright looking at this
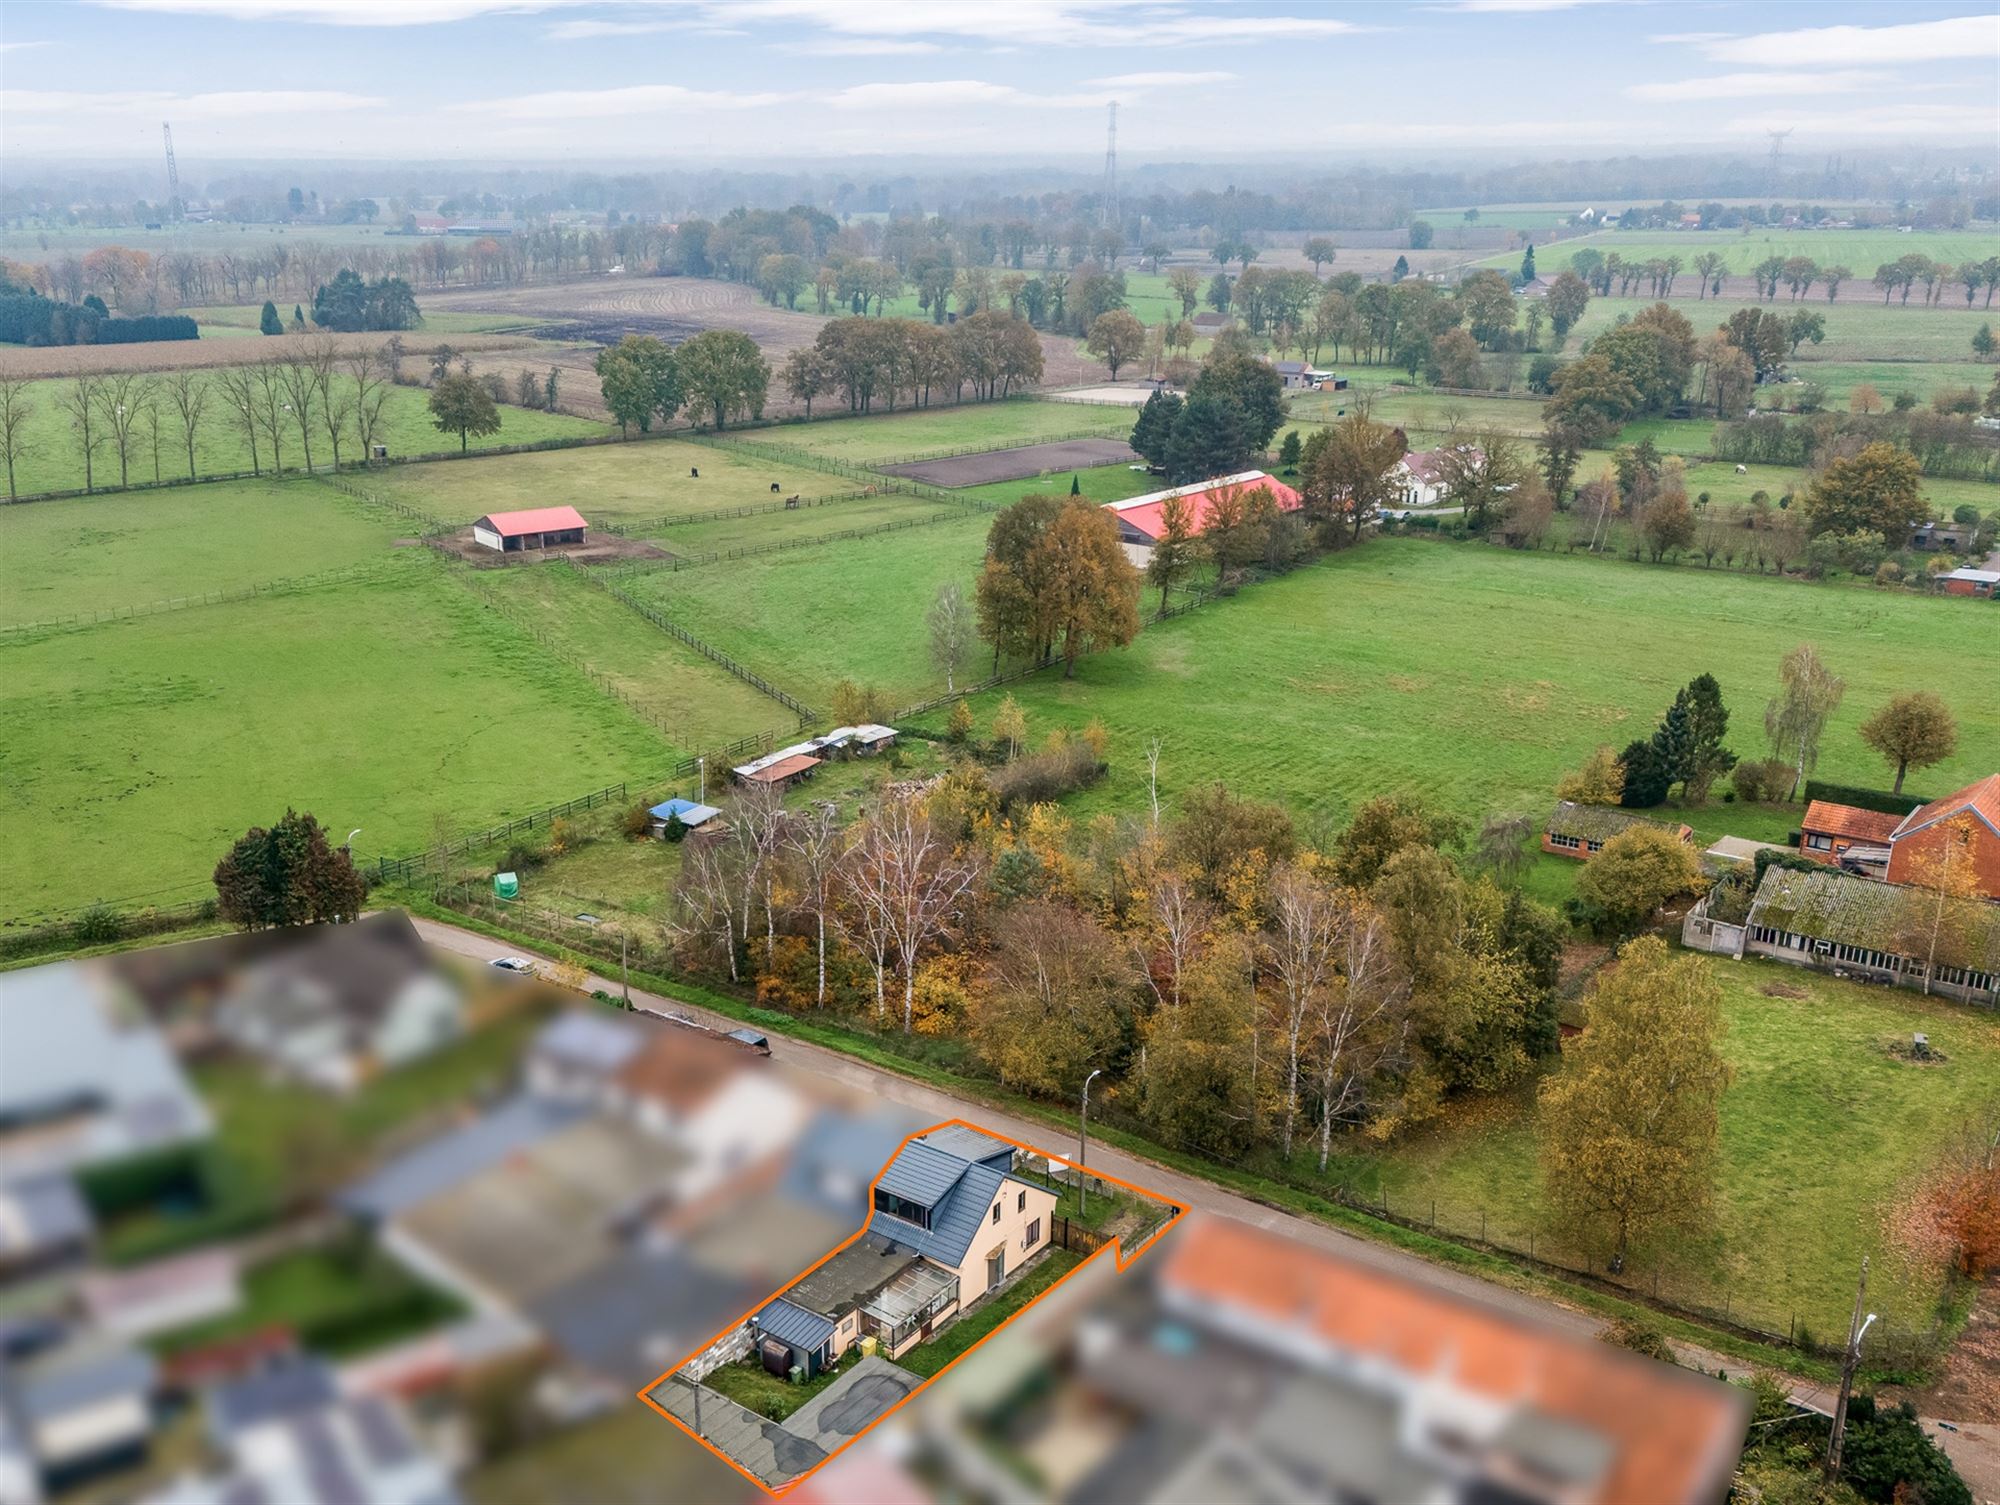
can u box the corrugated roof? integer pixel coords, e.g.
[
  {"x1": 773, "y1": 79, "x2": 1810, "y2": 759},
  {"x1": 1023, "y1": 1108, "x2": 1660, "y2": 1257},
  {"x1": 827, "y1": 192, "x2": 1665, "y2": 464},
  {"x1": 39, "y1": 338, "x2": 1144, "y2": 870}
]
[
  {"x1": 740, "y1": 753, "x2": 821, "y2": 784},
  {"x1": 648, "y1": 799, "x2": 722, "y2": 825},
  {"x1": 1747, "y1": 865, "x2": 2000, "y2": 970},
  {"x1": 476, "y1": 506, "x2": 587, "y2": 537},
  {"x1": 755, "y1": 1297, "x2": 837, "y2": 1354},
  {"x1": 1102, "y1": 471, "x2": 1302, "y2": 545},
  {"x1": 1544, "y1": 801, "x2": 1690, "y2": 843}
]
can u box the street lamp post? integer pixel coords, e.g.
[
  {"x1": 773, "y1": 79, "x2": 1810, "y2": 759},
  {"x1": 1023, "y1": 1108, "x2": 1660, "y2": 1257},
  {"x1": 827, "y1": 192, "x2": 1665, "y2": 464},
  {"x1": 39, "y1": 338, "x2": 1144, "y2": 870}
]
[{"x1": 1077, "y1": 1068, "x2": 1103, "y2": 1218}]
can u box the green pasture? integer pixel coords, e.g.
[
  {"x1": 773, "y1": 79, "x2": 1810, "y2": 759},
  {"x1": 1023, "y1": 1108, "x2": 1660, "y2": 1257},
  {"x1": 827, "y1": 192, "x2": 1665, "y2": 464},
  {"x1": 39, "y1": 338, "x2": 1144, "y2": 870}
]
[
  {"x1": 920, "y1": 536, "x2": 2000, "y2": 832},
  {"x1": 0, "y1": 565, "x2": 670, "y2": 917},
  {"x1": 363, "y1": 435, "x2": 847, "y2": 526},
  {"x1": 620, "y1": 514, "x2": 994, "y2": 710},
  {"x1": 748, "y1": 397, "x2": 1132, "y2": 465},
  {"x1": 956, "y1": 460, "x2": 1157, "y2": 511},
  {"x1": 1566, "y1": 293, "x2": 1994, "y2": 364},
  {"x1": 183, "y1": 302, "x2": 543, "y2": 335},
  {"x1": 0, "y1": 220, "x2": 400, "y2": 262},
  {"x1": 1368, "y1": 958, "x2": 2000, "y2": 1336},
  {"x1": 0, "y1": 479, "x2": 410, "y2": 628},
  {"x1": 3, "y1": 375, "x2": 606, "y2": 496},
  {"x1": 854, "y1": 268, "x2": 1186, "y2": 328},
  {"x1": 1491, "y1": 228, "x2": 1998, "y2": 279},
  {"x1": 645, "y1": 495, "x2": 965, "y2": 556}
]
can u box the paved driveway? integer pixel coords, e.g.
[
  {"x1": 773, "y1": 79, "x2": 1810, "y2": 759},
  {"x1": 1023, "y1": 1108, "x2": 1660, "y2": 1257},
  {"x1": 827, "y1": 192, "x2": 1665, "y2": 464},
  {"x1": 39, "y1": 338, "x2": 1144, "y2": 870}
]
[{"x1": 782, "y1": 1356, "x2": 922, "y2": 1452}]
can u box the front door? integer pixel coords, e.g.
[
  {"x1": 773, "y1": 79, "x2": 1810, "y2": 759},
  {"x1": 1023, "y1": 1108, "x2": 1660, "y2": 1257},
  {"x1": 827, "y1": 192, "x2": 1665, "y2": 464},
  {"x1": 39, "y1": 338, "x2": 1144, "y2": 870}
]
[{"x1": 986, "y1": 1248, "x2": 1005, "y2": 1292}]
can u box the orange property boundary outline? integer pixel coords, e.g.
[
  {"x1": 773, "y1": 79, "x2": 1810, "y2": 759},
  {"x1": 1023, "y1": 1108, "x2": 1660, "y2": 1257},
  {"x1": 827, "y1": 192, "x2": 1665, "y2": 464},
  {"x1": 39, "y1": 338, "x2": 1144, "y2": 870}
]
[{"x1": 637, "y1": 1115, "x2": 1188, "y2": 1496}]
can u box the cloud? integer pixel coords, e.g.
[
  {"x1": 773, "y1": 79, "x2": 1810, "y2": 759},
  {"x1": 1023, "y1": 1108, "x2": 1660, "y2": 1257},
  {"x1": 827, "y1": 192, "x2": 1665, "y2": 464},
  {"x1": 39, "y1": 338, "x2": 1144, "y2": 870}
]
[
  {"x1": 1626, "y1": 69, "x2": 1893, "y2": 102},
  {"x1": 1441, "y1": 0, "x2": 1620, "y2": 10},
  {"x1": 0, "y1": 39, "x2": 54, "y2": 52},
  {"x1": 450, "y1": 83, "x2": 791, "y2": 119},
  {"x1": 825, "y1": 79, "x2": 1110, "y2": 111},
  {"x1": 1648, "y1": 32, "x2": 1731, "y2": 45},
  {"x1": 796, "y1": 38, "x2": 946, "y2": 55},
  {"x1": 89, "y1": 0, "x2": 568, "y2": 22},
  {"x1": 1699, "y1": 15, "x2": 1999, "y2": 67},
  {"x1": 3, "y1": 88, "x2": 384, "y2": 116},
  {"x1": 545, "y1": 17, "x2": 745, "y2": 41},
  {"x1": 1083, "y1": 70, "x2": 1237, "y2": 88}
]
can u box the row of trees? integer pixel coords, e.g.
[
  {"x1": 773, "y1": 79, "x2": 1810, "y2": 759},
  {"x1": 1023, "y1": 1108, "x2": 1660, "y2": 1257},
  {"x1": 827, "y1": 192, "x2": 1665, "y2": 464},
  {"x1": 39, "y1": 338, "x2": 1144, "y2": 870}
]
[
  {"x1": 0, "y1": 275, "x2": 197, "y2": 348},
  {"x1": 780, "y1": 311, "x2": 1043, "y2": 416},
  {"x1": 591, "y1": 329, "x2": 770, "y2": 435}
]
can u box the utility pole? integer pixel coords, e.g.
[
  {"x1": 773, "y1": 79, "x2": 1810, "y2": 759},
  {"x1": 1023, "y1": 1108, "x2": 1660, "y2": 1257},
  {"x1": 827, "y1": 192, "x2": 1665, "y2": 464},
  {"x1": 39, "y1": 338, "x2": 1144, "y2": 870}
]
[
  {"x1": 1824, "y1": 1257, "x2": 1876, "y2": 1483},
  {"x1": 1077, "y1": 1068, "x2": 1103, "y2": 1218},
  {"x1": 620, "y1": 929, "x2": 630, "y2": 1006}
]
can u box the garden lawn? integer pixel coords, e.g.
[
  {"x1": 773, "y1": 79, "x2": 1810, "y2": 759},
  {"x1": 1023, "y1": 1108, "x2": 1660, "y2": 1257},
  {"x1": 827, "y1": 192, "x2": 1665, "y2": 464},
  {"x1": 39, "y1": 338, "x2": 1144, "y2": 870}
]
[
  {"x1": 743, "y1": 399, "x2": 1131, "y2": 466},
  {"x1": 621, "y1": 514, "x2": 994, "y2": 711},
  {"x1": 364, "y1": 436, "x2": 845, "y2": 526},
  {"x1": 1368, "y1": 957, "x2": 2000, "y2": 1337},
  {"x1": 0, "y1": 566, "x2": 671, "y2": 917},
  {"x1": 0, "y1": 479, "x2": 408, "y2": 628},
  {"x1": 919, "y1": 536, "x2": 2000, "y2": 833},
  {"x1": 5, "y1": 378, "x2": 607, "y2": 496},
  {"x1": 469, "y1": 561, "x2": 794, "y2": 749}
]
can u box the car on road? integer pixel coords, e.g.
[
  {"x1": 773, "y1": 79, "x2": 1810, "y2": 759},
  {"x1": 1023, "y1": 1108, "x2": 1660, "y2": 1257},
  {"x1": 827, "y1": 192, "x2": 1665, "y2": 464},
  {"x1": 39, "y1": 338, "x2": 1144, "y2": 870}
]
[
  {"x1": 488, "y1": 956, "x2": 536, "y2": 975},
  {"x1": 723, "y1": 1028, "x2": 772, "y2": 1056}
]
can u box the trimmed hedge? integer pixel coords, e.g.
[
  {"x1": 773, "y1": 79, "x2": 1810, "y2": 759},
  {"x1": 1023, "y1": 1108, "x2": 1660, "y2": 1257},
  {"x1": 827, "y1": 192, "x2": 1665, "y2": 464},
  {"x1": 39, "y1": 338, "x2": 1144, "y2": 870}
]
[{"x1": 1800, "y1": 781, "x2": 1929, "y2": 817}]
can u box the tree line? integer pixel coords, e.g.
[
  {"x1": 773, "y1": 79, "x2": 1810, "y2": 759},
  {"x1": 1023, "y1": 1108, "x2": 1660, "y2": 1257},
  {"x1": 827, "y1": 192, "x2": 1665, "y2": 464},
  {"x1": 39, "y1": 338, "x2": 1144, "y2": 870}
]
[{"x1": 780, "y1": 312, "x2": 1044, "y2": 416}]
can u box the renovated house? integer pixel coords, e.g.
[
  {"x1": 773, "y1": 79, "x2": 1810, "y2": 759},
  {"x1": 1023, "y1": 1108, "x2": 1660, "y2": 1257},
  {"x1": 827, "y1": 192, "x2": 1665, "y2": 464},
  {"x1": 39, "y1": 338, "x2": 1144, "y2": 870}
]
[
  {"x1": 1799, "y1": 799, "x2": 1900, "y2": 876},
  {"x1": 745, "y1": 1127, "x2": 1057, "y2": 1374},
  {"x1": 1392, "y1": 444, "x2": 1482, "y2": 508},
  {"x1": 1542, "y1": 801, "x2": 1693, "y2": 860}
]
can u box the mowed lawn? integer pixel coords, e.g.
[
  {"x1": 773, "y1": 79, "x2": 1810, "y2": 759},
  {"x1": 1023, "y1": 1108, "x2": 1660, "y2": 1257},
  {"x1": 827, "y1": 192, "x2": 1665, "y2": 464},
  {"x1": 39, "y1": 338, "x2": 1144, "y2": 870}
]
[
  {"x1": 0, "y1": 566, "x2": 670, "y2": 917},
  {"x1": 0, "y1": 480, "x2": 409, "y2": 628},
  {"x1": 928, "y1": 537, "x2": 2000, "y2": 830},
  {"x1": 1371, "y1": 958, "x2": 2000, "y2": 1336},
  {"x1": 471, "y1": 561, "x2": 794, "y2": 746},
  {"x1": 646, "y1": 494, "x2": 965, "y2": 557},
  {"x1": 751, "y1": 398, "x2": 1132, "y2": 465},
  {"x1": 957, "y1": 460, "x2": 1158, "y2": 510},
  {"x1": 363, "y1": 436, "x2": 847, "y2": 526},
  {"x1": 5, "y1": 378, "x2": 606, "y2": 496},
  {"x1": 622, "y1": 513, "x2": 994, "y2": 710}
]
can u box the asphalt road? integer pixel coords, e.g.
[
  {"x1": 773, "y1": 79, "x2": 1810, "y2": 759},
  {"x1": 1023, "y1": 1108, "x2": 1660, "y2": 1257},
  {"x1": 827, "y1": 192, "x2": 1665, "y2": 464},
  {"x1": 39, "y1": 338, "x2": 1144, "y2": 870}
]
[{"x1": 413, "y1": 915, "x2": 1996, "y2": 1500}]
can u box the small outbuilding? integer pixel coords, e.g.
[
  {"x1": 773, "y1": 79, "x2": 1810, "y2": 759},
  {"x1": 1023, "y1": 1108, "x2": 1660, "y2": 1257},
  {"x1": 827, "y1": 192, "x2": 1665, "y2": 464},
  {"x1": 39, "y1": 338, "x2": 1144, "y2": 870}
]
[
  {"x1": 812, "y1": 725, "x2": 899, "y2": 758},
  {"x1": 732, "y1": 742, "x2": 825, "y2": 790},
  {"x1": 472, "y1": 506, "x2": 588, "y2": 553},
  {"x1": 648, "y1": 798, "x2": 723, "y2": 837},
  {"x1": 1542, "y1": 801, "x2": 1693, "y2": 860},
  {"x1": 1941, "y1": 568, "x2": 1998, "y2": 598}
]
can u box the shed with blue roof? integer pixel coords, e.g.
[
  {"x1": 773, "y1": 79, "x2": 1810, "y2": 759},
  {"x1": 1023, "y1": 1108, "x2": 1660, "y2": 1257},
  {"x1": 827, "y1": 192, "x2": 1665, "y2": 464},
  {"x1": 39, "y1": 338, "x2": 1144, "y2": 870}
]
[{"x1": 647, "y1": 799, "x2": 722, "y2": 838}]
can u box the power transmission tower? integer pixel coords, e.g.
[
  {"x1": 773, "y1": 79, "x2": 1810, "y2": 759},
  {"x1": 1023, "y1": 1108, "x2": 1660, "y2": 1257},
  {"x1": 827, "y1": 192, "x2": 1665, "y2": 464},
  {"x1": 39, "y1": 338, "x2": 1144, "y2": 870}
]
[
  {"x1": 162, "y1": 121, "x2": 183, "y2": 221},
  {"x1": 1101, "y1": 101, "x2": 1119, "y2": 234},
  {"x1": 1766, "y1": 128, "x2": 1791, "y2": 193}
]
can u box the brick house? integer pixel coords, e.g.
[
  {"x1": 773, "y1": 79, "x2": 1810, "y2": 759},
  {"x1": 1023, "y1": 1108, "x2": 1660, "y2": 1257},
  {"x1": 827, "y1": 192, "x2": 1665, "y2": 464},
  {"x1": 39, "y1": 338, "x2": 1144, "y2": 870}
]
[
  {"x1": 1941, "y1": 568, "x2": 1998, "y2": 597},
  {"x1": 1542, "y1": 801, "x2": 1694, "y2": 860},
  {"x1": 1798, "y1": 800, "x2": 1900, "y2": 876},
  {"x1": 1884, "y1": 774, "x2": 2000, "y2": 901}
]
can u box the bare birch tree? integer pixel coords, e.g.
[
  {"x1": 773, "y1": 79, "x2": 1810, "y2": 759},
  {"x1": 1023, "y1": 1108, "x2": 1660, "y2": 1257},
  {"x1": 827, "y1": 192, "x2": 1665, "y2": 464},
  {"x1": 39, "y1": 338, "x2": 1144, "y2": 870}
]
[
  {"x1": 1313, "y1": 900, "x2": 1409, "y2": 1171},
  {"x1": 784, "y1": 802, "x2": 843, "y2": 1008},
  {"x1": 1267, "y1": 864, "x2": 1344, "y2": 1160},
  {"x1": 58, "y1": 375, "x2": 101, "y2": 492},
  {"x1": 840, "y1": 794, "x2": 981, "y2": 1032},
  {"x1": 1764, "y1": 642, "x2": 1846, "y2": 801},
  {"x1": 668, "y1": 833, "x2": 743, "y2": 983},
  {"x1": 0, "y1": 376, "x2": 35, "y2": 500}
]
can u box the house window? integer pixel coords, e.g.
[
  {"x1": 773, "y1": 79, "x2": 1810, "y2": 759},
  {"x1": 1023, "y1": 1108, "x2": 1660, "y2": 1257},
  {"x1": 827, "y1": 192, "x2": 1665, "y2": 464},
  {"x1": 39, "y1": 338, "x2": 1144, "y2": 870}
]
[
  {"x1": 991, "y1": 1202, "x2": 1001, "y2": 1225},
  {"x1": 1807, "y1": 834, "x2": 1831, "y2": 851},
  {"x1": 1025, "y1": 1217, "x2": 1041, "y2": 1249},
  {"x1": 1585, "y1": 839, "x2": 1604, "y2": 853},
  {"x1": 1017, "y1": 1191, "x2": 1026, "y2": 1213},
  {"x1": 873, "y1": 1189, "x2": 931, "y2": 1230},
  {"x1": 1548, "y1": 833, "x2": 1581, "y2": 851}
]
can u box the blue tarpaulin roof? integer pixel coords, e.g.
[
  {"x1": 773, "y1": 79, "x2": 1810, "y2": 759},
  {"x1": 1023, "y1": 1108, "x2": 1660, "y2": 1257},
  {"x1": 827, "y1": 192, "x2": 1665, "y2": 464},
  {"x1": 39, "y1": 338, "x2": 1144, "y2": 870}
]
[
  {"x1": 648, "y1": 799, "x2": 721, "y2": 826},
  {"x1": 754, "y1": 1297, "x2": 837, "y2": 1355}
]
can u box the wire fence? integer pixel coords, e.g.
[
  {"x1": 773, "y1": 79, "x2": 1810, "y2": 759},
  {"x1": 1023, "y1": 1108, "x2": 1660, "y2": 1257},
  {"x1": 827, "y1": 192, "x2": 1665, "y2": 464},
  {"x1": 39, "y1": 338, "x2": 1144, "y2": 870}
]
[
  {"x1": 584, "y1": 504, "x2": 978, "y2": 578},
  {"x1": 369, "y1": 782, "x2": 631, "y2": 884},
  {"x1": 595, "y1": 485, "x2": 918, "y2": 538},
  {"x1": 0, "y1": 559, "x2": 405, "y2": 639},
  {"x1": 850, "y1": 420, "x2": 1135, "y2": 469},
  {"x1": 680, "y1": 433, "x2": 990, "y2": 513}
]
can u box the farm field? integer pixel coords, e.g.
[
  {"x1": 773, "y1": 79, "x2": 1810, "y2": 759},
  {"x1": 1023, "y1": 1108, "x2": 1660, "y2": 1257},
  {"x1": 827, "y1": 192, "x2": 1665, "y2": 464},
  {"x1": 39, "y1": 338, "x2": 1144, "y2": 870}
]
[
  {"x1": 0, "y1": 479, "x2": 410, "y2": 628},
  {"x1": 465, "y1": 561, "x2": 797, "y2": 747},
  {"x1": 865, "y1": 268, "x2": 1188, "y2": 328},
  {"x1": 1566, "y1": 292, "x2": 1995, "y2": 364},
  {"x1": 0, "y1": 328, "x2": 539, "y2": 382},
  {"x1": 3, "y1": 374, "x2": 606, "y2": 496},
  {"x1": 0, "y1": 564, "x2": 670, "y2": 917},
  {"x1": 744, "y1": 398, "x2": 1132, "y2": 465},
  {"x1": 918, "y1": 536, "x2": 2000, "y2": 832},
  {"x1": 0, "y1": 220, "x2": 409, "y2": 262},
  {"x1": 620, "y1": 513, "x2": 993, "y2": 710},
  {"x1": 184, "y1": 302, "x2": 546, "y2": 335},
  {"x1": 360, "y1": 436, "x2": 848, "y2": 526},
  {"x1": 1487, "y1": 228, "x2": 1999, "y2": 279}
]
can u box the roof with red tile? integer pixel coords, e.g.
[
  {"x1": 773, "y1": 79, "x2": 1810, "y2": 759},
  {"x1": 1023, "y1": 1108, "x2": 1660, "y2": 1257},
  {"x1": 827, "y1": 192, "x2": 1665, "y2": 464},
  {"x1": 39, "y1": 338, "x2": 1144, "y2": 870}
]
[
  {"x1": 1801, "y1": 801, "x2": 1902, "y2": 845},
  {"x1": 477, "y1": 505, "x2": 588, "y2": 537},
  {"x1": 1103, "y1": 471, "x2": 1301, "y2": 544},
  {"x1": 1893, "y1": 773, "x2": 2000, "y2": 840},
  {"x1": 1157, "y1": 1218, "x2": 1744, "y2": 1505},
  {"x1": 615, "y1": 1031, "x2": 727, "y2": 1114},
  {"x1": 740, "y1": 752, "x2": 821, "y2": 784}
]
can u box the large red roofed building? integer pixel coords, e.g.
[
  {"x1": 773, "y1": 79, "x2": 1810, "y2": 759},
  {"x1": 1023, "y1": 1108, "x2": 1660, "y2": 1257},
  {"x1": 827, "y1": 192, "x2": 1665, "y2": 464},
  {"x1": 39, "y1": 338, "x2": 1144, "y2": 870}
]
[
  {"x1": 1885, "y1": 774, "x2": 2000, "y2": 899},
  {"x1": 1101, "y1": 470, "x2": 1300, "y2": 548},
  {"x1": 472, "y1": 506, "x2": 587, "y2": 553}
]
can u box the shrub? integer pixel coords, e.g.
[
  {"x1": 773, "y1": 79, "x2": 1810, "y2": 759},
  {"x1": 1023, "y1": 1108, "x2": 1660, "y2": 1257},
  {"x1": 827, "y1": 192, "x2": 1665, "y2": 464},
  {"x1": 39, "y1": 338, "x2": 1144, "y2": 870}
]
[
  {"x1": 1840, "y1": 1395, "x2": 1971, "y2": 1505},
  {"x1": 1598, "y1": 1316, "x2": 1675, "y2": 1364},
  {"x1": 501, "y1": 837, "x2": 549, "y2": 871},
  {"x1": 621, "y1": 802, "x2": 654, "y2": 839},
  {"x1": 1730, "y1": 758, "x2": 1794, "y2": 804},
  {"x1": 69, "y1": 903, "x2": 127, "y2": 948},
  {"x1": 989, "y1": 741, "x2": 1102, "y2": 810},
  {"x1": 1872, "y1": 560, "x2": 1903, "y2": 587}
]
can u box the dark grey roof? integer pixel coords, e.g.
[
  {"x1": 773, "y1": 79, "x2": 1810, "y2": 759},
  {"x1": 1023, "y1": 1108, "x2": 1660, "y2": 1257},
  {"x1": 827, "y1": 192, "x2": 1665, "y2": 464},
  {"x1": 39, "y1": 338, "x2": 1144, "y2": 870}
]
[
  {"x1": 784, "y1": 1233, "x2": 916, "y2": 1320},
  {"x1": 754, "y1": 1298, "x2": 837, "y2": 1354},
  {"x1": 776, "y1": 1109, "x2": 918, "y2": 1223},
  {"x1": 873, "y1": 1140, "x2": 969, "y2": 1210},
  {"x1": 918, "y1": 1125, "x2": 1015, "y2": 1169},
  {"x1": 530, "y1": 1249, "x2": 757, "y2": 1385},
  {"x1": 530, "y1": 1010, "x2": 644, "y2": 1075},
  {"x1": 337, "y1": 1096, "x2": 587, "y2": 1220},
  {"x1": 876, "y1": 1162, "x2": 1015, "y2": 1270},
  {"x1": 13, "y1": 1337, "x2": 155, "y2": 1422},
  {"x1": 0, "y1": 1172, "x2": 93, "y2": 1255},
  {"x1": 209, "y1": 1357, "x2": 339, "y2": 1439}
]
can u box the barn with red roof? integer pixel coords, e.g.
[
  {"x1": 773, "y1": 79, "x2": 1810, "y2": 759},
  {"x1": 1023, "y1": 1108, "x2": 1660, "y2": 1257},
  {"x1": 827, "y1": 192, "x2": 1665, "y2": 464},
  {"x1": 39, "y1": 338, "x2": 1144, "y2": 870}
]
[
  {"x1": 472, "y1": 506, "x2": 588, "y2": 553},
  {"x1": 1101, "y1": 470, "x2": 1301, "y2": 551}
]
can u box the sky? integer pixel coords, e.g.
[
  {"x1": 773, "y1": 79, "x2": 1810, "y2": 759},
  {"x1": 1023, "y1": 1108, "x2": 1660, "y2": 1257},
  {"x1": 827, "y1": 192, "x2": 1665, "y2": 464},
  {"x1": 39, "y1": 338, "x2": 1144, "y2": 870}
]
[{"x1": 1, "y1": 0, "x2": 1996, "y2": 162}]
